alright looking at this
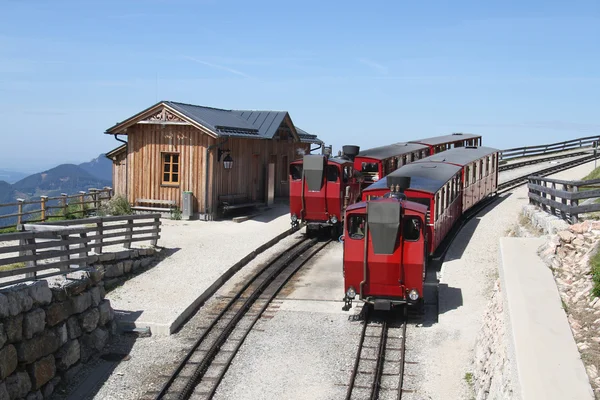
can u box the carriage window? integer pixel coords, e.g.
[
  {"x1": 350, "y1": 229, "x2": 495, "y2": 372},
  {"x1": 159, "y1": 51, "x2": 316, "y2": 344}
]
[
  {"x1": 472, "y1": 163, "x2": 477, "y2": 183},
  {"x1": 327, "y1": 165, "x2": 339, "y2": 182},
  {"x1": 290, "y1": 164, "x2": 303, "y2": 180},
  {"x1": 446, "y1": 183, "x2": 451, "y2": 206},
  {"x1": 403, "y1": 217, "x2": 421, "y2": 241},
  {"x1": 348, "y1": 215, "x2": 366, "y2": 239},
  {"x1": 479, "y1": 160, "x2": 483, "y2": 179},
  {"x1": 361, "y1": 162, "x2": 378, "y2": 173},
  {"x1": 492, "y1": 153, "x2": 496, "y2": 170},
  {"x1": 410, "y1": 153, "x2": 415, "y2": 162},
  {"x1": 465, "y1": 166, "x2": 470, "y2": 187}
]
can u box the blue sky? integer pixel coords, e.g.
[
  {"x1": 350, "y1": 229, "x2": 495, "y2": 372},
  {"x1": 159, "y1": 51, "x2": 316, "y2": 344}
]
[{"x1": 1, "y1": 0, "x2": 599, "y2": 172}]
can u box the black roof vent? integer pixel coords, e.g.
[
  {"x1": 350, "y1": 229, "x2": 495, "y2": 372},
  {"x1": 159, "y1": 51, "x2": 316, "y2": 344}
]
[
  {"x1": 452, "y1": 132, "x2": 463, "y2": 135},
  {"x1": 342, "y1": 145, "x2": 360, "y2": 161},
  {"x1": 387, "y1": 176, "x2": 411, "y2": 192}
]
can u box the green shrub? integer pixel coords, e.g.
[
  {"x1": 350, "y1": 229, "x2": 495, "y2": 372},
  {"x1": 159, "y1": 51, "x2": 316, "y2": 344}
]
[
  {"x1": 171, "y1": 207, "x2": 182, "y2": 220},
  {"x1": 98, "y1": 195, "x2": 133, "y2": 216},
  {"x1": 591, "y1": 250, "x2": 600, "y2": 298}
]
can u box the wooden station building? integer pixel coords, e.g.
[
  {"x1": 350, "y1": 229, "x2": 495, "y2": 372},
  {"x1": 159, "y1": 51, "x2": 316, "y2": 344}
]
[{"x1": 104, "y1": 101, "x2": 322, "y2": 220}]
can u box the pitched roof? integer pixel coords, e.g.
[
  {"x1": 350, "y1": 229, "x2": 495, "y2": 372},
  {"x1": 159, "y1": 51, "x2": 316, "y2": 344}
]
[
  {"x1": 105, "y1": 144, "x2": 127, "y2": 159},
  {"x1": 105, "y1": 100, "x2": 322, "y2": 143},
  {"x1": 418, "y1": 146, "x2": 499, "y2": 166},
  {"x1": 355, "y1": 142, "x2": 428, "y2": 161},
  {"x1": 362, "y1": 162, "x2": 462, "y2": 194},
  {"x1": 409, "y1": 133, "x2": 481, "y2": 146}
]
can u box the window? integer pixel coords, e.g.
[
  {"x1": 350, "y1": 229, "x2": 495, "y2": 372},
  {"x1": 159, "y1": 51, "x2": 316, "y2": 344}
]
[
  {"x1": 290, "y1": 164, "x2": 303, "y2": 180},
  {"x1": 479, "y1": 160, "x2": 483, "y2": 179},
  {"x1": 465, "y1": 166, "x2": 470, "y2": 187},
  {"x1": 327, "y1": 165, "x2": 339, "y2": 182},
  {"x1": 403, "y1": 217, "x2": 421, "y2": 241},
  {"x1": 281, "y1": 156, "x2": 288, "y2": 182},
  {"x1": 343, "y1": 166, "x2": 352, "y2": 183},
  {"x1": 472, "y1": 163, "x2": 477, "y2": 183},
  {"x1": 348, "y1": 215, "x2": 366, "y2": 239},
  {"x1": 162, "y1": 153, "x2": 180, "y2": 185},
  {"x1": 492, "y1": 154, "x2": 496, "y2": 171}
]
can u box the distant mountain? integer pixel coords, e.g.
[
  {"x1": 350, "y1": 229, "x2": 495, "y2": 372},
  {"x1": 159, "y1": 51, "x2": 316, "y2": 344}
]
[
  {"x1": 12, "y1": 164, "x2": 112, "y2": 198},
  {"x1": 79, "y1": 153, "x2": 112, "y2": 182},
  {"x1": 0, "y1": 169, "x2": 29, "y2": 184},
  {"x1": 0, "y1": 180, "x2": 16, "y2": 204}
]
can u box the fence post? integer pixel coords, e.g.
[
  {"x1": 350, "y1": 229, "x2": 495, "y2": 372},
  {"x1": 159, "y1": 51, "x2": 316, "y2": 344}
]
[
  {"x1": 90, "y1": 188, "x2": 98, "y2": 213},
  {"x1": 17, "y1": 199, "x2": 24, "y2": 225},
  {"x1": 61, "y1": 193, "x2": 68, "y2": 218},
  {"x1": 561, "y1": 184, "x2": 568, "y2": 221},
  {"x1": 571, "y1": 185, "x2": 579, "y2": 224},
  {"x1": 93, "y1": 218, "x2": 103, "y2": 254},
  {"x1": 104, "y1": 187, "x2": 113, "y2": 201},
  {"x1": 151, "y1": 216, "x2": 160, "y2": 247},
  {"x1": 79, "y1": 191, "x2": 86, "y2": 218},
  {"x1": 78, "y1": 232, "x2": 89, "y2": 268},
  {"x1": 550, "y1": 182, "x2": 556, "y2": 216},
  {"x1": 40, "y1": 196, "x2": 48, "y2": 223},
  {"x1": 60, "y1": 233, "x2": 70, "y2": 274},
  {"x1": 541, "y1": 180, "x2": 547, "y2": 212},
  {"x1": 124, "y1": 217, "x2": 133, "y2": 249}
]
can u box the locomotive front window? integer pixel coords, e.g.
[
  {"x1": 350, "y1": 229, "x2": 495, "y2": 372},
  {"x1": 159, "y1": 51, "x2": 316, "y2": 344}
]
[
  {"x1": 290, "y1": 164, "x2": 303, "y2": 180},
  {"x1": 361, "y1": 162, "x2": 378, "y2": 173},
  {"x1": 403, "y1": 217, "x2": 421, "y2": 241},
  {"x1": 327, "y1": 165, "x2": 340, "y2": 182},
  {"x1": 348, "y1": 215, "x2": 366, "y2": 239}
]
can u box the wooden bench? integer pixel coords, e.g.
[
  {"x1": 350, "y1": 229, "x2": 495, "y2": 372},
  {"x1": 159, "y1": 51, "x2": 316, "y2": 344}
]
[
  {"x1": 218, "y1": 194, "x2": 260, "y2": 214},
  {"x1": 132, "y1": 199, "x2": 177, "y2": 213}
]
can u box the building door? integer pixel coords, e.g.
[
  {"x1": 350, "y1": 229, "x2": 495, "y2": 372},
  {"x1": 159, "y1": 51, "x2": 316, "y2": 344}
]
[{"x1": 252, "y1": 154, "x2": 264, "y2": 202}]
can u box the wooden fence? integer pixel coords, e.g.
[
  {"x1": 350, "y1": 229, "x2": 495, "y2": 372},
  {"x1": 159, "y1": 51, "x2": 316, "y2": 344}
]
[
  {"x1": 0, "y1": 213, "x2": 161, "y2": 288},
  {"x1": 501, "y1": 135, "x2": 600, "y2": 161},
  {"x1": 527, "y1": 176, "x2": 600, "y2": 223},
  {"x1": 0, "y1": 187, "x2": 113, "y2": 230}
]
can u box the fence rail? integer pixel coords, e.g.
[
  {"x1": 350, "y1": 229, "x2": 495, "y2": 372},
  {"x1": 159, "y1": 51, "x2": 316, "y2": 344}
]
[
  {"x1": 501, "y1": 135, "x2": 600, "y2": 161},
  {"x1": 527, "y1": 176, "x2": 600, "y2": 223},
  {"x1": 0, "y1": 213, "x2": 161, "y2": 288},
  {"x1": 0, "y1": 187, "x2": 113, "y2": 230}
]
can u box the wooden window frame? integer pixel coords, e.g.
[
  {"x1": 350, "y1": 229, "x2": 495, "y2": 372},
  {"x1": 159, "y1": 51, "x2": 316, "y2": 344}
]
[{"x1": 161, "y1": 152, "x2": 181, "y2": 186}]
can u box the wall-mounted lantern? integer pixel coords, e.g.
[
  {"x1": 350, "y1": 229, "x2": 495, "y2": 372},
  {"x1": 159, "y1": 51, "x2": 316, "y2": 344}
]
[{"x1": 218, "y1": 148, "x2": 234, "y2": 169}]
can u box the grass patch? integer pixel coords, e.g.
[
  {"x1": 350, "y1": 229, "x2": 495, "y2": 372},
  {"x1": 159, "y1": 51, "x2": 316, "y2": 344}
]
[
  {"x1": 591, "y1": 250, "x2": 600, "y2": 298},
  {"x1": 0, "y1": 262, "x2": 26, "y2": 272},
  {"x1": 0, "y1": 226, "x2": 16, "y2": 234}
]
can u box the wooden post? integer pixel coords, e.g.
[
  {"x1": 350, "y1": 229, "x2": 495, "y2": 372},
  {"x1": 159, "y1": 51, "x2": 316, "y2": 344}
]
[
  {"x1": 61, "y1": 193, "x2": 68, "y2": 218},
  {"x1": 151, "y1": 216, "x2": 160, "y2": 247},
  {"x1": 79, "y1": 191, "x2": 86, "y2": 217},
  {"x1": 40, "y1": 196, "x2": 48, "y2": 223},
  {"x1": 93, "y1": 219, "x2": 103, "y2": 254},
  {"x1": 89, "y1": 188, "x2": 98, "y2": 213},
  {"x1": 104, "y1": 187, "x2": 113, "y2": 201},
  {"x1": 541, "y1": 179, "x2": 547, "y2": 212},
  {"x1": 124, "y1": 217, "x2": 133, "y2": 249},
  {"x1": 25, "y1": 237, "x2": 37, "y2": 279},
  {"x1": 78, "y1": 232, "x2": 88, "y2": 268},
  {"x1": 561, "y1": 184, "x2": 568, "y2": 221},
  {"x1": 550, "y1": 182, "x2": 556, "y2": 216},
  {"x1": 571, "y1": 185, "x2": 579, "y2": 224},
  {"x1": 528, "y1": 178, "x2": 534, "y2": 205},
  {"x1": 17, "y1": 199, "x2": 24, "y2": 225},
  {"x1": 60, "y1": 233, "x2": 70, "y2": 274}
]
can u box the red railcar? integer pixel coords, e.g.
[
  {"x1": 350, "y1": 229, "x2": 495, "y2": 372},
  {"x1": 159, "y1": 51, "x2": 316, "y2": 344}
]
[
  {"x1": 289, "y1": 149, "x2": 362, "y2": 237},
  {"x1": 343, "y1": 146, "x2": 499, "y2": 310},
  {"x1": 409, "y1": 133, "x2": 482, "y2": 154}
]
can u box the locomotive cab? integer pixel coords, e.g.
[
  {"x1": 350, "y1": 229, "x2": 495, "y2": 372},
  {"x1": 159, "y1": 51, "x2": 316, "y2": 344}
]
[{"x1": 342, "y1": 177, "x2": 428, "y2": 311}]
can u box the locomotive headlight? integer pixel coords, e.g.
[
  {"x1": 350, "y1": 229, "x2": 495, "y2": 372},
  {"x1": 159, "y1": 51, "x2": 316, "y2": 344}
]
[
  {"x1": 346, "y1": 286, "x2": 356, "y2": 299},
  {"x1": 331, "y1": 215, "x2": 338, "y2": 224},
  {"x1": 408, "y1": 289, "x2": 419, "y2": 301},
  {"x1": 291, "y1": 214, "x2": 298, "y2": 222}
]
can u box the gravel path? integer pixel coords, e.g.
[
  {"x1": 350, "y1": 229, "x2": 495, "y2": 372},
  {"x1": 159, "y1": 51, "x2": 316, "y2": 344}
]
[
  {"x1": 498, "y1": 153, "x2": 591, "y2": 183},
  {"x1": 402, "y1": 159, "x2": 598, "y2": 400}
]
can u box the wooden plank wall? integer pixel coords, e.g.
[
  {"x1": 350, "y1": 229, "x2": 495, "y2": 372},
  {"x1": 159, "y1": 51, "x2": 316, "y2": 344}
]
[
  {"x1": 126, "y1": 123, "x2": 215, "y2": 214},
  {"x1": 112, "y1": 151, "x2": 127, "y2": 197}
]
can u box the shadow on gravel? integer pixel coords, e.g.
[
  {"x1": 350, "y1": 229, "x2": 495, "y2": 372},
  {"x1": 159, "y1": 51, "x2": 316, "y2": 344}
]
[{"x1": 437, "y1": 283, "x2": 463, "y2": 315}]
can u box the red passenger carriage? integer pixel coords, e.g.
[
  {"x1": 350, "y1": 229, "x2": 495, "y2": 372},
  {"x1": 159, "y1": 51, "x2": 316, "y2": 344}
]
[{"x1": 343, "y1": 146, "x2": 499, "y2": 311}]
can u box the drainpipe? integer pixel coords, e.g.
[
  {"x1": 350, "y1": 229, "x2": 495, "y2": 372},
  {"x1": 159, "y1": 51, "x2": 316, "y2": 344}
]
[
  {"x1": 310, "y1": 142, "x2": 323, "y2": 154},
  {"x1": 205, "y1": 137, "x2": 229, "y2": 219},
  {"x1": 112, "y1": 133, "x2": 128, "y2": 199}
]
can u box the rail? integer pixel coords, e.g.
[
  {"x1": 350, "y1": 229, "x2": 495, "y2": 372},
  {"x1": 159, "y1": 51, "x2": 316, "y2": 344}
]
[
  {"x1": 527, "y1": 176, "x2": 600, "y2": 224},
  {"x1": 0, "y1": 187, "x2": 113, "y2": 230},
  {"x1": 500, "y1": 135, "x2": 600, "y2": 161},
  {"x1": 0, "y1": 213, "x2": 161, "y2": 287}
]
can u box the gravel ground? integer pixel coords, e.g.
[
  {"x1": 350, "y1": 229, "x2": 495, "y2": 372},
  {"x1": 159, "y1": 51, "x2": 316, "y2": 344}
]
[
  {"x1": 401, "y1": 159, "x2": 599, "y2": 400},
  {"x1": 213, "y1": 242, "x2": 363, "y2": 400}
]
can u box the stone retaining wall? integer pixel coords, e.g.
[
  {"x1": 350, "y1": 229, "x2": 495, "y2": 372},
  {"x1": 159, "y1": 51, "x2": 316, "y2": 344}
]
[{"x1": 0, "y1": 247, "x2": 158, "y2": 399}]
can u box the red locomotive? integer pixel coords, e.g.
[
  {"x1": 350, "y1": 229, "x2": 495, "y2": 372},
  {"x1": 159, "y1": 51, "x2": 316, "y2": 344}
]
[
  {"x1": 289, "y1": 146, "x2": 362, "y2": 237},
  {"x1": 342, "y1": 146, "x2": 499, "y2": 311}
]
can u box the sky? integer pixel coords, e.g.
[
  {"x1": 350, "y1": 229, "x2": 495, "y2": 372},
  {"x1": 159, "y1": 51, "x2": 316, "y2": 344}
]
[{"x1": 1, "y1": 0, "x2": 599, "y2": 173}]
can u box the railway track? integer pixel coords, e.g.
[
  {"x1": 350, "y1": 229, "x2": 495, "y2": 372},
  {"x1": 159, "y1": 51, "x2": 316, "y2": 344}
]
[
  {"x1": 152, "y1": 236, "x2": 330, "y2": 400},
  {"x1": 345, "y1": 307, "x2": 408, "y2": 400},
  {"x1": 498, "y1": 151, "x2": 588, "y2": 172}
]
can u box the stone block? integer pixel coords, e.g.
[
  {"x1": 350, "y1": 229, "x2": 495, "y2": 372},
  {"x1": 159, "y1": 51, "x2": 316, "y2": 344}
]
[
  {"x1": 66, "y1": 316, "x2": 82, "y2": 339},
  {"x1": 123, "y1": 260, "x2": 133, "y2": 274},
  {"x1": 41, "y1": 380, "x2": 54, "y2": 399},
  {"x1": 26, "y1": 281, "x2": 52, "y2": 306},
  {"x1": 87, "y1": 255, "x2": 99, "y2": 264},
  {"x1": 558, "y1": 230, "x2": 576, "y2": 243},
  {"x1": 56, "y1": 339, "x2": 80, "y2": 371},
  {"x1": 89, "y1": 286, "x2": 101, "y2": 307},
  {"x1": 98, "y1": 300, "x2": 113, "y2": 326},
  {"x1": 70, "y1": 292, "x2": 92, "y2": 315},
  {"x1": 88, "y1": 265, "x2": 104, "y2": 284},
  {"x1": 132, "y1": 259, "x2": 142, "y2": 271},
  {"x1": 61, "y1": 362, "x2": 82, "y2": 381},
  {"x1": 0, "y1": 382, "x2": 7, "y2": 400},
  {"x1": 104, "y1": 278, "x2": 121, "y2": 291},
  {"x1": 27, "y1": 355, "x2": 55, "y2": 390},
  {"x1": 115, "y1": 250, "x2": 130, "y2": 260},
  {"x1": 130, "y1": 250, "x2": 139, "y2": 258},
  {"x1": 98, "y1": 253, "x2": 115, "y2": 262},
  {"x1": 50, "y1": 287, "x2": 68, "y2": 303},
  {"x1": 5, "y1": 371, "x2": 31, "y2": 400},
  {"x1": 64, "y1": 277, "x2": 90, "y2": 297},
  {"x1": 45, "y1": 301, "x2": 73, "y2": 327},
  {"x1": 26, "y1": 390, "x2": 43, "y2": 400},
  {"x1": 6, "y1": 289, "x2": 33, "y2": 316},
  {"x1": 79, "y1": 308, "x2": 99, "y2": 333},
  {"x1": 137, "y1": 248, "x2": 147, "y2": 256},
  {"x1": 81, "y1": 327, "x2": 108, "y2": 354},
  {"x1": 54, "y1": 322, "x2": 68, "y2": 346},
  {"x1": 0, "y1": 345, "x2": 17, "y2": 380},
  {"x1": 16, "y1": 330, "x2": 61, "y2": 364},
  {"x1": 141, "y1": 258, "x2": 154, "y2": 268},
  {"x1": 98, "y1": 284, "x2": 106, "y2": 300},
  {"x1": 104, "y1": 263, "x2": 124, "y2": 278},
  {"x1": 23, "y1": 308, "x2": 46, "y2": 340},
  {"x1": 0, "y1": 323, "x2": 6, "y2": 349},
  {"x1": 0, "y1": 293, "x2": 8, "y2": 319},
  {"x1": 4, "y1": 315, "x2": 23, "y2": 343}
]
